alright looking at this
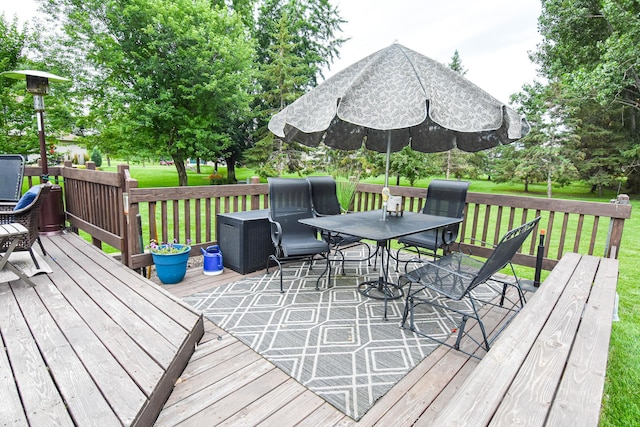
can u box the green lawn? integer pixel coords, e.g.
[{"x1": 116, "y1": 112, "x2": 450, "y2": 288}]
[{"x1": 97, "y1": 163, "x2": 638, "y2": 424}]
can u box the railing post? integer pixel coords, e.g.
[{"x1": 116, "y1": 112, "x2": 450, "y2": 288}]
[
  {"x1": 605, "y1": 194, "x2": 630, "y2": 259},
  {"x1": 119, "y1": 164, "x2": 137, "y2": 267}
]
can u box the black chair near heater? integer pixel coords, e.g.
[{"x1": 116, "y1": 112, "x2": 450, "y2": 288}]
[
  {"x1": 306, "y1": 176, "x2": 373, "y2": 274},
  {"x1": 400, "y1": 217, "x2": 540, "y2": 358},
  {"x1": 266, "y1": 177, "x2": 331, "y2": 293},
  {"x1": 0, "y1": 154, "x2": 26, "y2": 202},
  {"x1": 395, "y1": 179, "x2": 469, "y2": 266}
]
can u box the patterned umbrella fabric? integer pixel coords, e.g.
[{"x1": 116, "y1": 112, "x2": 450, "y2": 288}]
[{"x1": 268, "y1": 43, "x2": 529, "y2": 177}]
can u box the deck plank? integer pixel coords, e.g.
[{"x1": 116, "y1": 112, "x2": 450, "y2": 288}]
[
  {"x1": 175, "y1": 368, "x2": 291, "y2": 426},
  {"x1": 50, "y1": 236, "x2": 184, "y2": 358},
  {"x1": 61, "y1": 234, "x2": 202, "y2": 338},
  {"x1": 164, "y1": 346, "x2": 259, "y2": 407},
  {"x1": 155, "y1": 358, "x2": 274, "y2": 425},
  {"x1": 216, "y1": 379, "x2": 306, "y2": 426},
  {"x1": 260, "y1": 389, "x2": 326, "y2": 426},
  {"x1": 29, "y1": 261, "x2": 147, "y2": 425},
  {"x1": 1, "y1": 233, "x2": 204, "y2": 426},
  {"x1": 546, "y1": 257, "x2": 618, "y2": 426},
  {"x1": 46, "y1": 239, "x2": 173, "y2": 382},
  {"x1": 14, "y1": 277, "x2": 120, "y2": 425},
  {"x1": 490, "y1": 255, "x2": 599, "y2": 425},
  {"x1": 428, "y1": 253, "x2": 582, "y2": 426},
  {"x1": 0, "y1": 282, "x2": 75, "y2": 426},
  {"x1": 43, "y1": 239, "x2": 161, "y2": 405}
]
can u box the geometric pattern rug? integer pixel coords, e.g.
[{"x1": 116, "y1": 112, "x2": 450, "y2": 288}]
[{"x1": 184, "y1": 246, "x2": 490, "y2": 421}]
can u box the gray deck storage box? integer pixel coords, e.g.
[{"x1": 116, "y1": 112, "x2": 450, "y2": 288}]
[{"x1": 216, "y1": 210, "x2": 275, "y2": 274}]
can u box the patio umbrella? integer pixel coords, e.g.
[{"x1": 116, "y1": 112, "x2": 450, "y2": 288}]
[{"x1": 268, "y1": 43, "x2": 530, "y2": 188}]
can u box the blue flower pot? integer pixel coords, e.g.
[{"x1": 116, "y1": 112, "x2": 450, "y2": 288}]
[{"x1": 152, "y1": 245, "x2": 190, "y2": 284}]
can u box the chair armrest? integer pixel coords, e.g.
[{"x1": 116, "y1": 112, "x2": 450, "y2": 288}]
[{"x1": 268, "y1": 216, "x2": 283, "y2": 246}]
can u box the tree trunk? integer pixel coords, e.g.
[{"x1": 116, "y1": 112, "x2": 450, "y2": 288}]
[
  {"x1": 174, "y1": 157, "x2": 188, "y2": 186},
  {"x1": 196, "y1": 157, "x2": 201, "y2": 174},
  {"x1": 446, "y1": 151, "x2": 451, "y2": 179},
  {"x1": 225, "y1": 153, "x2": 238, "y2": 183},
  {"x1": 547, "y1": 170, "x2": 552, "y2": 198}
]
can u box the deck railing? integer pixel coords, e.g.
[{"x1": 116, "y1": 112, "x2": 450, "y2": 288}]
[
  {"x1": 353, "y1": 183, "x2": 631, "y2": 270},
  {"x1": 23, "y1": 165, "x2": 632, "y2": 272}
]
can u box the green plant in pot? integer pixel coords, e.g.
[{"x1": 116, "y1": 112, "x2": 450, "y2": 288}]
[
  {"x1": 148, "y1": 239, "x2": 191, "y2": 284},
  {"x1": 335, "y1": 175, "x2": 360, "y2": 212}
]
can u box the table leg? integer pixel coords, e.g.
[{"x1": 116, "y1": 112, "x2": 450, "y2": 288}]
[{"x1": 358, "y1": 240, "x2": 403, "y2": 320}]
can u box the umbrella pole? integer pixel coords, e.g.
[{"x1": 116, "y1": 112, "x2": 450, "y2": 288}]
[
  {"x1": 381, "y1": 133, "x2": 392, "y2": 220},
  {"x1": 384, "y1": 133, "x2": 391, "y2": 188}
]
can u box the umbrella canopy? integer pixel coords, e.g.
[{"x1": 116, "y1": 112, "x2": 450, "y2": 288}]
[{"x1": 268, "y1": 43, "x2": 529, "y2": 185}]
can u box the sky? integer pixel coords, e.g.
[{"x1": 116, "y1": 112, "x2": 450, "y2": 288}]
[
  {"x1": 2, "y1": 0, "x2": 543, "y2": 104},
  {"x1": 327, "y1": 0, "x2": 543, "y2": 104}
]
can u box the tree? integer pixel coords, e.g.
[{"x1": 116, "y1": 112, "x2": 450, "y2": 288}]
[
  {"x1": 42, "y1": 0, "x2": 255, "y2": 185},
  {"x1": 250, "y1": 0, "x2": 346, "y2": 176},
  {"x1": 533, "y1": 0, "x2": 640, "y2": 192},
  {"x1": 1, "y1": 13, "x2": 76, "y2": 159},
  {"x1": 388, "y1": 147, "x2": 439, "y2": 186},
  {"x1": 0, "y1": 14, "x2": 34, "y2": 155},
  {"x1": 445, "y1": 50, "x2": 476, "y2": 179},
  {"x1": 497, "y1": 81, "x2": 581, "y2": 195}
]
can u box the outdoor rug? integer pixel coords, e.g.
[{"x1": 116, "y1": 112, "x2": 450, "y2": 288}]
[
  {"x1": 0, "y1": 251, "x2": 53, "y2": 283},
  {"x1": 184, "y1": 246, "x2": 492, "y2": 421}
]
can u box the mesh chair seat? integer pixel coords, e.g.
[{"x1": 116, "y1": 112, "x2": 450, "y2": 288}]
[{"x1": 404, "y1": 253, "x2": 484, "y2": 300}]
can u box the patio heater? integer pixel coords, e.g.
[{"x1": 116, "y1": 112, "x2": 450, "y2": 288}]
[{"x1": 1, "y1": 70, "x2": 70, "y2": 234}]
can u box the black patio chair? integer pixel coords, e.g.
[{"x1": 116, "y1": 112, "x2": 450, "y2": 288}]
[
  {"x1": 400, "y1": 216, "x2": 540, "y2": 358},
  {"x1": 266, "y1": 177, "x2": 331, "y2": 292},
  {"x1": 0, "y1": 154, "x2": 26, "y2": 202},
  {"x1": 0, "y1": 184, "x2": 52, "y2": 269},
  {"x1": 395, "y1": 179, "x2": 470, "y2": 265},
  {"x1": 306, "y1": 176, "x2": 373, "y2": 274}
]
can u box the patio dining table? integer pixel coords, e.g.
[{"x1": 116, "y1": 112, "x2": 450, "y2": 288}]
[{"x1": 300, "y1": 210, "x2": 462, "y2": 318}]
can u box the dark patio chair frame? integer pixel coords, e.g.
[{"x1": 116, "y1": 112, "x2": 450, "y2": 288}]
[
  {"x1": 0, "y1": 154, "x2": 26, "y2": 202},
  {"x1": 395, "y1": 179, "x2": 470, "y2": 266},
  {"x1": 266, "y1": 178, "x2": 331, "y2": 293},
  {"x1": 306, "y1": 176, "x2": 375, "y2": 274},
  {"x1": 400, "y1": 216, "x2": 540, "y2": 359},
  {"x1": 0, "y1": 184, "x2": 52, "y2": 269}
]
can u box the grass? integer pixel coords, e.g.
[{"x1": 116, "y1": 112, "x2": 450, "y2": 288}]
[{"x1": 78, "y1": 163, "x2": 639, "y2": 424}]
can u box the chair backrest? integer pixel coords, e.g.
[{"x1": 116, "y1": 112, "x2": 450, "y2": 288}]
[
  {"x1": 470, "y1": 216, "x2": 541, "y2": 289},
  {"x1": 422, "y1": 179, "x2": 470, "y2": 218},
  {"x1": 422, "y1": 179, "x2": 470, "y2": 243},
  {"x1": 268, "y1": 177, "x2": 316, "y2": 238},
  {"x1": 307, "y1": 176, "x2": 342, "y2": 216},
  {"x1": 0, "y1": 155, "x2": 26, "y2": 202}
]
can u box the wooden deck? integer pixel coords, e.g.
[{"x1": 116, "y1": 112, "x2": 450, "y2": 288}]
[
  {"x1": 1, "y1": 234, "x2": 615, "y2": 426},
  {"x1": 153, "y1": 255, "x2": 527, "y2": 426},
  {"x1": 0, "y1": 233, "x2": 203, "y2": 426}
]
